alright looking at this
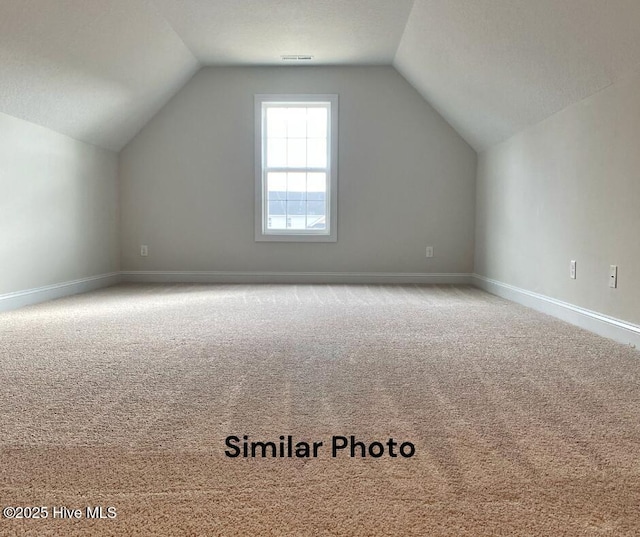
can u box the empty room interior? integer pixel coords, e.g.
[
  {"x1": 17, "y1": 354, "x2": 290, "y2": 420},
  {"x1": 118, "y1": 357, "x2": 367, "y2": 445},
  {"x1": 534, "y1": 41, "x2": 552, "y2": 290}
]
[{"x1": 1, "y1": 1, "x2": 639, "y2": 535}]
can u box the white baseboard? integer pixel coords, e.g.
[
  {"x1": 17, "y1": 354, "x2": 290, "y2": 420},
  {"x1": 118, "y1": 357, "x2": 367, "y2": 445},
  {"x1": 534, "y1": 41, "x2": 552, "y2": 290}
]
[
  {"x1": 3, "y1": 271, "x2": 637, "y2": 350},
  {"x1": 0, "y1": 273, "x2": 121, "y2": 312},
  {"x1": 121, "y1": 271, "x2": 473, "y2": 285},
  {"x1": 472, "y1": 274, "x2": 640, "y2": 349}
]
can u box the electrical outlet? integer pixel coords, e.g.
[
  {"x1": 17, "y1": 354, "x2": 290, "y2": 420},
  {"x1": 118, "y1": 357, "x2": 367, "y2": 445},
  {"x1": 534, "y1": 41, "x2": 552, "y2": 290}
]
[
  {"x1": 609, "y1": 265, "x2": 618, "y2": 288},
  {"x1": 140, "y1": 245, "x2": 148, "y2": 257},
  {"x1": 570, "y1": 260, "x2": 576, "y2": 279},
  {"x1": 426, "y1": 246, "x2": 433, "y2": 258}
]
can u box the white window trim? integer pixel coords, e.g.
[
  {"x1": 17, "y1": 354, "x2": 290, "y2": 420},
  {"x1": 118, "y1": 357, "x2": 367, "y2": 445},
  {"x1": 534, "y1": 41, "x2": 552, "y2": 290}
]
[{"x1": 254, "y1": 94, "x2": 338, "y2": 242}]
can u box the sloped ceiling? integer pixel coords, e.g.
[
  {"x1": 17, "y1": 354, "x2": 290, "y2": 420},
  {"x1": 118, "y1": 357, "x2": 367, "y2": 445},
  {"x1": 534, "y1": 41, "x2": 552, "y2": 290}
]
[
  {"x1": 0, "y1": 0, "x2": 413, "y2": 151},
  {"x1": 395, "y1": 0, "x2": 640, "y2": 151},
  {"x1": 0, "y1": 0, "x2": 199, "y2": 151},
  {"x1": 3, "y1": 0, "x2": 640, "y2": 152}
]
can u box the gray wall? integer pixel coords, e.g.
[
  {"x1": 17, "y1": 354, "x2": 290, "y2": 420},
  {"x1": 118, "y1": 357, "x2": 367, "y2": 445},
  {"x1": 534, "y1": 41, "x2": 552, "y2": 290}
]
[
  {"x1": 120, "y1": 66, "x2": 477, "y2": 274},
  {"x1": 0, "y1": 112, "x2": 119, "y2": 295},
  {"x1": 475, "y1": 69, "x2": 640, "y2": 325}
]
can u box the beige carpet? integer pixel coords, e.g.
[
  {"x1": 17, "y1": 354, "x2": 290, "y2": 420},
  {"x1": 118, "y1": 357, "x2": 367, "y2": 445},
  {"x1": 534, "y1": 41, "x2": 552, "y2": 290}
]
[{"x1": 0, "y1": 284, "x2": 639, "y2": 536}]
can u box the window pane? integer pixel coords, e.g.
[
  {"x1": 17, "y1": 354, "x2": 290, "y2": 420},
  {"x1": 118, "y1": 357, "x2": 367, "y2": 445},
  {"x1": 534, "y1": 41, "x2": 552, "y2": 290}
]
[
  {"x1": 286, "y1": 108, "x2": 307, "y2": 138},
  {"x1": 307, "y1": 172, "x2": 326, "y2": 195},
  {"x1": 287, "y1": 173, "x2": 306, "y2": 201},
  {"x1": 268, "y1": 200, "x2": 286, "y2": 216},
  {"x1": 306, "y1": 200, "x2": 326, "y2": 216},
  {"x1": 307, "y1": 138, "x2": 327, "y2": 168},
  {"x1": 307, "y1": 107, "x2": 327, "y2": 138},
  {"x1": 267, "y1": 173, "x2": 286, "y2": 199},
  {"x1": 267, "y1": 138, "x2": 287, "y2": 167},
  {"x1": 287, "y1": 138, "x2": 306, "y2": 167},
  {"x1": 307, "y1": 191, "x2": 326, "y2": 202},
  {"x1": 267, "y1": 214, "x2": 286, "y2": 230},
  {"x1": 287, "y1": 200, "x2": 307, "y2": 230},
  {"x1": 287, "y1": 200, "x2": 306, "y2": 215},
  {"x1": 288, "y1": 217, "x2": 306, "y2": 230},
  {"x1": 266, "y1": 107, "x2": 287, "y2": 138},
  {"x1": 307, "y1": 214, "x2": 326, "y2": 230}
]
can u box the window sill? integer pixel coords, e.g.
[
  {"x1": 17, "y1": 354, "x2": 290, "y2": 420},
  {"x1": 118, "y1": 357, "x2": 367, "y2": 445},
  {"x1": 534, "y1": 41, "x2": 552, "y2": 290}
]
[{"x1": 255, "y1": 232, "x2": 337, "y2": 243}]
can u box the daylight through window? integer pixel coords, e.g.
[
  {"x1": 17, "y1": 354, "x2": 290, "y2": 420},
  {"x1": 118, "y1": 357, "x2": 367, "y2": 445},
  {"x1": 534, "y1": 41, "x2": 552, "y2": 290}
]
[{"x1": 255, "y1": 95, "x2": 338, "y2": 242}]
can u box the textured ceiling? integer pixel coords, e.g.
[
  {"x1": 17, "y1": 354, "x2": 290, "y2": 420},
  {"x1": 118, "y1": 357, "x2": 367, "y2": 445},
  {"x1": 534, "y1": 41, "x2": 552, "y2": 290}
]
[
  {"x1": 0, "y1": 0, "x2": 199, "y2": 151},
  {"x1": 3, "y1": 0, "x2": 640, "y2": 152},
  {"x1": 0, "y1": 0, "x2": 413, "y2": 151},
  {"x1": 395, "y1": 0, "x2": 640, "y2": 151}
]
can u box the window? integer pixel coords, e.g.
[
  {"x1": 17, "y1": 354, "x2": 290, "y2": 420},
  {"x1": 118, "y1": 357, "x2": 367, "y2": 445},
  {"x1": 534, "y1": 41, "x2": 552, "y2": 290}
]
[{"x1": 255, "y1": 94, "x2": 338, "y2": 242}]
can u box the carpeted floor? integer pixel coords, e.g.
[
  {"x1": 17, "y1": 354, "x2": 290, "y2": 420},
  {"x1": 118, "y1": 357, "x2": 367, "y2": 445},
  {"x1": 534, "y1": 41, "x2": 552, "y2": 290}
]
[{"x1": 0, "y1": 283, "x2": 639, "y2": 536}]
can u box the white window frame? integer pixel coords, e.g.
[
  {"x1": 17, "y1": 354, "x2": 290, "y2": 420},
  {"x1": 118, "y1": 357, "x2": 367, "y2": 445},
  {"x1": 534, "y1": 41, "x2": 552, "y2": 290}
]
[{"x1": 254, "y1": 94, "x2": 338, "y2": 242}]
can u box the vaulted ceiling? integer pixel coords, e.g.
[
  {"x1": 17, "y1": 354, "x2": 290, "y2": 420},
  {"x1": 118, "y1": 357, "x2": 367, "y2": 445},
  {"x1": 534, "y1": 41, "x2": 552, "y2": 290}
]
[
  {"x1": 395, "y1": 0, "x2": 640, "y2": 151},
  {"x1": 2, "y1": 0, "x2": 640, "y2": 152}
]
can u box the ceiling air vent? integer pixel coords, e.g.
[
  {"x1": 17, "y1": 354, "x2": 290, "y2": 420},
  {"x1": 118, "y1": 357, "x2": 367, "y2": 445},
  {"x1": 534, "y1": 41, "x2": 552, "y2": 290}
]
[{"x1": 281, "y1": 55, "x2": 314, "y2": 61}]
